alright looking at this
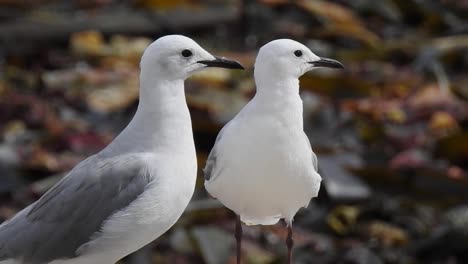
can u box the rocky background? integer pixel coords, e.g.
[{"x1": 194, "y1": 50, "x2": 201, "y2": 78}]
[{"x1": 0, "y1": 0, "x2": 468, "y2": 263}]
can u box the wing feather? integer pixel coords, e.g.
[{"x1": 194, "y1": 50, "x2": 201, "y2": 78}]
[
  {"x1": 203, "y1": 126, "x2": 227, "y2": 181},
  {"x1": 0, "y1": 153, "x2": 152, "y2": 263}
]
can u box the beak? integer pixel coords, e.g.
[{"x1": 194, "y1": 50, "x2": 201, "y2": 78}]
[
  {"x1": 309, "y1": 57, "x2": 344, "y2": 69},
  {"x1": 197, "y1": 56, "x2": 244, "y2": 70}
]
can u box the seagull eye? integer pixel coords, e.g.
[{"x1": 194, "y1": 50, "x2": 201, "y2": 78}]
[
  {"x1": 181, "y1": 49, "x2": 192, "y2": 57},
  {"x1": 294, "y1": 50, "x2": 303, "y2": 57}
]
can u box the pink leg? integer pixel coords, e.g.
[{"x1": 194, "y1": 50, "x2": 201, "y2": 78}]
[
  {"x1": 286, "y1": 225, "x2": 293, "y2": 264},
  {"x1": 235, "y1": 215, "x2": 242, "y2": 264}
]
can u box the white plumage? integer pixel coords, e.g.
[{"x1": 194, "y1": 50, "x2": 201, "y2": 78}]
[
  {"x1": 204, "y1": 39, "x2": 343, "y2": 264},
  {"x1": 0, "y1": 35, "x2": 243, "y2": 264},
  {"x1": 205, "y1": 89, "x2": 321, "y2": 225}
]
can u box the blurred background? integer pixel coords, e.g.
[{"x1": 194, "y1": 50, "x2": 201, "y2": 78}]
[{"x1": 0, "y1": 0, "x2": 468, "y2": 263}]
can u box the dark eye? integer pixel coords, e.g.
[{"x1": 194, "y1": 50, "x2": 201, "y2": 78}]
[
  {"x1": 294, "y1": 50, "x2": 302, "y2": 57},
  {"x1": 181, "y1": 49, "x2": 192, "y2": 57}
]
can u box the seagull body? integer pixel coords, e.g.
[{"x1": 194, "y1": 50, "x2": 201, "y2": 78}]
[
  {"x1": 0, "y1": 35, "x2": 243, "y2": 264},
  {"x1": 204, "y1": 83, "x2": 320, "y2": 225},
  {"x1": 204, "y1": 39, "x2": 343, "y2": 263}
]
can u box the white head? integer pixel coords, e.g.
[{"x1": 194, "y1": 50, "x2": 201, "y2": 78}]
[
  {"x1": 254, "y1": 39, "x2": 343, "y2": 82},
  {"x1": 140, "y1": 35, "x2": 244, "y2": 81}
]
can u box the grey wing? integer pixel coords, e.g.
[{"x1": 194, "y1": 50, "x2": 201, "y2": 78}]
[
  {"x1": 0, "y1": 153, "x2": 152, "y2": 264},
  {"x1": 203, "y1": 126, "x2": 227, "y2": 181},
  {"x1": 305, "y1": 133, "x2": 318, "y2": 172},
  {"x1": 312, "y1": 151, "x2": 318, "y2": 172}
]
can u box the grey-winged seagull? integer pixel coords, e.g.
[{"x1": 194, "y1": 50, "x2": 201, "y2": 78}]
[
  {"x1": 0, "y1": 35, "x2": 244, "y2": 264},
  {"x1": 204, "y1": 39, "x2": 343, "y2": 264}
]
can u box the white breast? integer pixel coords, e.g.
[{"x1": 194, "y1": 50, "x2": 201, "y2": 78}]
[{"x1": 206, "y1": 105, "x2": 321, "y2": 225}]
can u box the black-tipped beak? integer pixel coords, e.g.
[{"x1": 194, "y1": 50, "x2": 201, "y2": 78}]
[
  {"x1": 309, "y1": 57, "x2": 344, "y2": 69},
  {"x1": 197, "y1": 56, "x2": 244, "y2": 70}
]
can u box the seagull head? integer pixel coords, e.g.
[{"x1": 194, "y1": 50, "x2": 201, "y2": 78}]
[
  {"x1": 140, "y1": 35, "x2": 244, "y2": 81},
  {"x1": 254, "y1": 39, "x2": 343, "y2": 80}
]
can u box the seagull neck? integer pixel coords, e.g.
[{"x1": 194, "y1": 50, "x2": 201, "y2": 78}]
[
  {"x1": 104, "y1": 78, "x2": 195, "y2": 155},
  {"x1": 255, "y1": 77, "x2": 300, "y2": 98},
  {"x1": 138, "y1": 78, "x2": 186, "y2": 113},
  {"x1": 253, "y1": 76, "x2": 304, "y2": 129}
]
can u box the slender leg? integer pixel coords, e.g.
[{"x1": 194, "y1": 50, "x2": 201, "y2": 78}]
[
  {"x1": 235, "y1": 215, "x2": 242, "y2": 264},
  {"x1": 286, "y1": 225, "x2": 293, "y2": 264}
]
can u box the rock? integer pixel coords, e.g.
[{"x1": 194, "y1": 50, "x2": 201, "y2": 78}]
[
  {"x1": 191, "y1": 226, "x2": 234, "y2": 264},
  {"x1": 123, "y1": 245, "x2": 152, "y2": 264},
  {"x1": 343, "y1": 246, "x2": 383, "y2": 264},
  {"x1": 319, "y1": 153, "x2": 371, "y2": 202},
  {"x1": 85, "y1": 74, "x2": 139, "y2": 113},
  {"x1": 243, "y1": 240, "x2": 275, "y2": 264},
  {"x1": 70, "y1": 30, "x2": 106, "y2": 57},
  {"x1": 0, "y1": 143, "x2": 19, "y2": 167},
  {"x1": 366, "y1": 221, "x2": 409, "y2": 247},
  {"x1": 170, "y1": 228, "x2": 195, "y2": 255},
  {"x1": 327, "y1": 205, "x2": 361, "y2": 235}
]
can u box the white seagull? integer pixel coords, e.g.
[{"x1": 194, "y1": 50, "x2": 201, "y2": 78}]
[
  {"x1": 0, "y1": 35, "x2": 243, "y2": 264},
  {"x1": 204, "y1": 39, "x2": 343, "y2": 264}
]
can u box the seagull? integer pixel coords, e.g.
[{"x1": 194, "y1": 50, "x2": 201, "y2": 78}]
[
  {"x1": 204, "y1": 39, "x2": 343, "y2": 264},
  {"x1": 0, "y1": 35, "x2": 244, "y2": 264}
]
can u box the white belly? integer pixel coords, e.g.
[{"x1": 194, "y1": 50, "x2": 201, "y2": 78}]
[{"x1": 206, "y1": 124, "x2": 321, "y2": 225}]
